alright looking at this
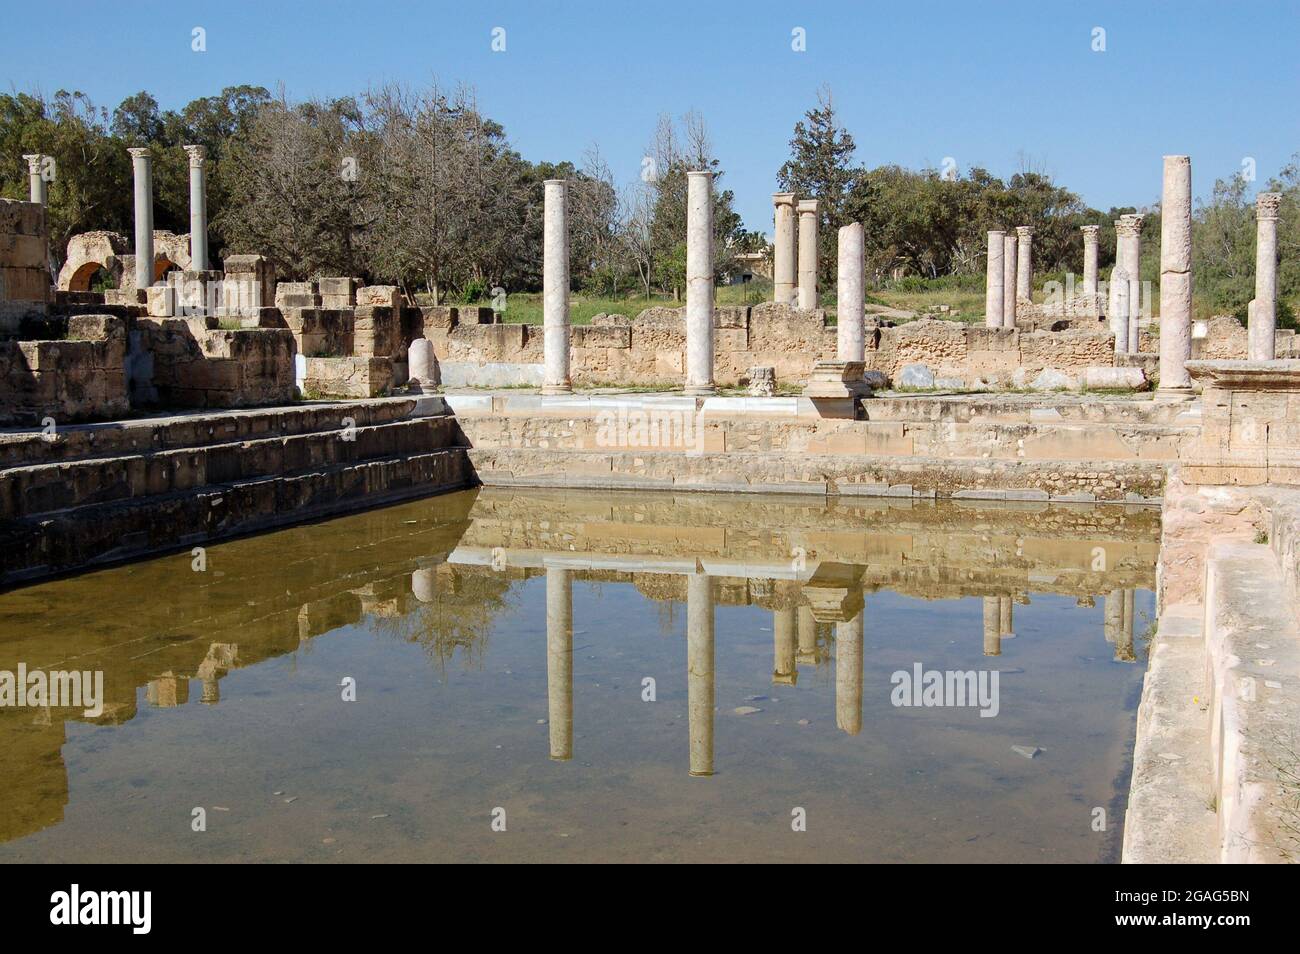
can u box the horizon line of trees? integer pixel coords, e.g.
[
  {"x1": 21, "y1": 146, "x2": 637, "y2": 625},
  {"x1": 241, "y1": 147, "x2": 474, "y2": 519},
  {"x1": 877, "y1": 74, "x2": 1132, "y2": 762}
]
[{"x1": 2, "y1": 82, "x2": 1295, "y2": 316}]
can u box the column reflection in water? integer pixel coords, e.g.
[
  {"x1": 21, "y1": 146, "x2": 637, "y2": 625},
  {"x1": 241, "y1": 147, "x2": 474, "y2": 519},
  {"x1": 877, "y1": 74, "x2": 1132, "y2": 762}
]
[
  {"x1": 1116, "y1": 589, "x2": 1137, "y2": 663},
  {"x1": 835, "y1": 608, "x2": 864, "y2": 736},
  {"x1": 687, "y1": 572, "x2": 716, "y2": 777},
  {"x1": 796, "y1": 605, "x2": 820, "y2": 666},
  {"x1": 773, "y1": 606, "x2": 797, "y2": 686},
  {"x1": 546, "y1": 565, "x2": 574, "y2": 761},
  {"x1": 982, "y1": 596, "x2": 1001, "y2": 657}
]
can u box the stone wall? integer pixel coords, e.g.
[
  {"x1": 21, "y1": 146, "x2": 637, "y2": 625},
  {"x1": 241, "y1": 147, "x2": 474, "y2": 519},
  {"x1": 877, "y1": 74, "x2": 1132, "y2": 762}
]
[
  {"x1": 0, "y1": 198, "x2": 50, "y2": 336},
  {"x1": 0, "y1": 314, "x2": 129, "y2": 425},
  {"x1": 131, "y1": 317, "x2": 296, "y2": 409}
]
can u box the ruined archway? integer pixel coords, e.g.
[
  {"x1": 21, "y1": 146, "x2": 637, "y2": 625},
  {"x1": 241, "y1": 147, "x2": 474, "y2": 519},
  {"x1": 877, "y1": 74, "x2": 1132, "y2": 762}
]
[{"x1": 59, "y1": 230, "x2": 192, "y2": 293}]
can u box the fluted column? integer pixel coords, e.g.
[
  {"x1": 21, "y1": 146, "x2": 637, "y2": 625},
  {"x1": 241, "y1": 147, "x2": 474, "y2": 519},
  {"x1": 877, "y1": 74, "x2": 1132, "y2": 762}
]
[
  {"x1": 835, "y1": 609, "x2": 864, "y2": 736},
  {"x1": 21, "y1": 154, "x2": 46, "y2": 205},
  {"x1": 183, "y1": 145, "x2": 208, "y2": 271},
  {"x1": 1002, "y1": 233, "x2": 1018, "y2": 327},
  {"x1": 1015, "y1": 226, "x2": 1034, "y2": 303},
  {"x1": 546, "y1": 566, "x2": 574, "y2": 760},
  {"x1": 773, "y1": 606, "x2": 797, "y2": 685},
  {"x1": 773, "y1": 192, "x2": 798, "y2": 304},
  {"x1": 797, "y1": 199, "x2": 819, "y2": 309},
  {"x1": 128, "y1": 147, "x2": 154, "y2": 292},
  {"x1": 1251, "y1": 193, "x2": 1281, "y2": 361},
  {"x1": 985, "y1": 230, "x2": 1005, "y2": 328},
  {"x1": 684, "y1": 171, "x2": 716, "y2": 396},
  {"x1": 1081, "y1": 225, "x2": 1100, "y2": 294},
  {"x1": 687, "y1": 572, "x2": 715, "y2": 777},
  {"x1": 1157, "y1": 156, "x2": 1194, "y2": 399},
  {"x1": 542, "y1": 179, "x2": 573, "y2": 394},
  {"x1": 837, "y1": 222, "x2": 865, "y2": 360}
]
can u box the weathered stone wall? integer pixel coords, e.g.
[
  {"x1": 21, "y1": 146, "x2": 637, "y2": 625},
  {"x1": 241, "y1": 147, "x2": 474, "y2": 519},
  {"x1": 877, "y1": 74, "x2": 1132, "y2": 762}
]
[
  {"x1": 132, "y1": 317, "x2": 295, "y2": 409},
  {"x1": 0, "y1": 198, "x2": 50, "y2": 336},
  {"x1": 0, "y1": 314, "x2": 129, "y2": 425}
]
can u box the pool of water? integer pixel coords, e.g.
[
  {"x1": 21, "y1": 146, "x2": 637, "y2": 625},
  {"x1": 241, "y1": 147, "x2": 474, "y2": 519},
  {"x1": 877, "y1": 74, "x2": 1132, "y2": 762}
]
[{"x1": 0, "y1": 488, "x2": 1159, "y2": 863}]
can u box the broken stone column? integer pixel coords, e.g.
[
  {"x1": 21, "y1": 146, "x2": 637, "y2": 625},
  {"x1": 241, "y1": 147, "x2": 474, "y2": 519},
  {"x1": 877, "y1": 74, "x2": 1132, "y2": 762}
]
[
  {"x1": 1111, "y1": 266, "x2": 1130, "y2": 354},
  {"x1": 999, "y1": 596, "x2": 1014, "y2": 637},
  {"x1": 835, "y1": 609, "x2": 864, "y2": 736},
  {"x1": 128, "y1": 147, "x2": 154, "y2": 292},
  {"x1": 1157, "y1": 156, "x2": 1194, "y2": 400},
  {"x1": 796, "y1": 605, "x2": 819, "y2": 665},
  {"x1": 183, "y1": 144, "x2": 208, "y2": 271},
  {"x1": 21, "y1": 154, "x2": 46, "y2": 205},
  {"x1": 837, "y1": 222, "x2": 865, "y2": 360},
  {"x1": 985, "y1": 230, "x2": 1005, "y2": 328},
  {"x1": 687, "y1": 572, "x2": 715, "y2": 777},
  {"x1": 773, "y1": 192, "x2": 798, "y2": 304},
  {"x1": 797, "y1": 199, "x2": 819, "y2": 309},
  {"x1": 1114, "y1": 214, "x2": 1144, "y2": 348},
  {"x1": 773, "y1": 606, "x2": 797, "y2": 686},
  {"x1": 982, "y1": 596, "x2": 1001, "y2": 656},
  {"x1": 747, "y1": 366, "x2": 776, "y2": 396},
  {"x1": 1081, "y1": 225, "x2": 1100, "y2": 294},
  {"x1": 1251, "y1": 192, "x2": 1281, "y2": 361},
  {"x1": 408, "y1": 338, "x2": 440, "y2": 392},
  {"x1": 542, "y1": 179, "x2": 572, "y2": 394},
  {"x1": 1015, "y1": 226, "x2": 1034, "y2": 303},
  {"x1": 684, "y1": 171, "x2": 716, "y2": 396},
  {"x1": 1002, "y1": 232, "x2": 1018, "y2": 327},
  {"x1": 546, "y1": 565, "x2": 574, "y2": 761}
]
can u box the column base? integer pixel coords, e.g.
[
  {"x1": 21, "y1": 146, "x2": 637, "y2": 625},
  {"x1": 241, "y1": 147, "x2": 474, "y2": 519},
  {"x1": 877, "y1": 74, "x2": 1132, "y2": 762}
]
[
  {"x1": 1153, "y1": 386, "x2": 1195, "y2": 403},
  {"x1": 541, "y1": 384, "x2": 573, "y2": 396},
  {"x1": 683, "y1": 384, "x2": 716, "y2": 396}
]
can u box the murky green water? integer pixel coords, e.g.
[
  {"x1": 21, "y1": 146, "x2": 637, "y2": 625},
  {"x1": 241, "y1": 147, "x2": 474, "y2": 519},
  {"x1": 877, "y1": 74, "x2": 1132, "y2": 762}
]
[{"x1": 0, "y1": 489, "x2": 1158, "y2": 863}]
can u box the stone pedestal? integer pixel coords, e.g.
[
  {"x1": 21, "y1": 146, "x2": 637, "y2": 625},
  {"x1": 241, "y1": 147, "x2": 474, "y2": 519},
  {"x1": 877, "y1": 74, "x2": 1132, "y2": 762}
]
[
  {"x1": 1157, "y1": 156, "x2": 1194, "y2": 400},
  {"x1": 803, "y1": 360, "x2": 870, "y2": 399},
  {"x1": 985, "y1": 230, "x2": 1005, "y2": 327},
  {"x1": 773, "y1": 192, "x2": 798, "y2": 305},
  {"x1": 797, "y1": 199, "x2": 819, "y2": 310},
  {"x1": 542, "y1": 179, "x2": 572, "y2": 394},
  {"x1": 1250, "y1": 193, "x2": 1281, "y2": 361}
]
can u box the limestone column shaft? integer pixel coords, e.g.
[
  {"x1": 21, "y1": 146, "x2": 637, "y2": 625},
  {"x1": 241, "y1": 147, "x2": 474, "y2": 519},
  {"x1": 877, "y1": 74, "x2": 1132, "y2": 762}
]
[
  {"x1": 685, "y1": 171, "x2": 716, "y2": 396},
  {"x1": 797, "y1": 199, "x2": 819, "y2": 310},
  {"x1": 183, "y1": 145, "x2": 208, "y2": 271},
  {"x1": 687, "y1": 573, "x2": 715, "y2": 777},
  {"x1": 542, "y1": 179, "x2": 573, "y2": 394},
  {"x1": 1081, "y1": 225, "x2": 1100, "y2": 295},
  {"x1": 128, "y1": 147, "x2": 154, "y2": 291},
  {"x1": 21, "y1": 154, "x2": 46, "y2": 205},
  {"x1": 999, "y1": 596, "x2": 1014, "y2": 637},
  {"x1": 982, "y1": 596, "x2": 1001, "y2": 656},
  {"x1": 1116, "y1": 589, "x2": 1137, "y2": 663},
  {"x1": 773, "y1": 606, "x2": 797, "y2": 685},
  {"x1": 1111, "y1": 267, "x2": 1131, "y2": 355},
  {"x1": 835, "y1": 609, "x2": 864, "y2": 735},
  {"x1": 985, "y1": 230, "x2": 1005, "y2": 328},
  {"x1": 1002, "y1": 233, "x2": 1018, "y2": 327},
  {"x1": 1115, "y1": 215, "x2": 1144, "y2": 351},
  {"x1": 1104, "y1": 589, "x2": 1123, "y2": 644},
  {"x1": 1015, "y1": 226, "x2": 1034, "y2": 303},
  {"x1": 836, "y1": 222, "x2": 865, "y2": 360},
  {"x1": 1157, "y1": 156, "x2": 1193, "y2": 398},
  {"x1": 546, "y1": 566, "x2": 574, "y2": 760},
  {"x1": 1251, "y1": 193, "x2": 1281, "y2": 361},
  {"x1": 773, "y1": 192, "x2": 798, "y2": 304},
  {"x1": 797, "y1": 605, "x2": 819, "y2": 665}
]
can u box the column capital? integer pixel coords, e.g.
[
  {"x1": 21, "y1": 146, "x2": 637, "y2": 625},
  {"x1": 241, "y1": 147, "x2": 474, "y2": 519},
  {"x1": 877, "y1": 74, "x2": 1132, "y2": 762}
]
[
  {"x1": 772, "y1": 191, "x2": 797, "y2": 207},
  {"x1": 797, "y1": 198, "x2": 818, "y2": 214},
  {"x1": 21, "y1": 153, "x2": 44, "y2": 174},
  {"x1": 687, "y1": 169, "x2": 713, "y2": 180},
  {"x1": 1080, "y1": 224, "x2": 1101, "y2": 238},
  {"x1": 1115, "y1": 215, "x2": 1145, "y2": 238},
  {"x1": 987, "y1": 228, "x2": 1006, "y2": 239},
  {"x1": 1015, "y1": 225, "x2": 1034, "y2": 241},
  {"x1": 182, "y1": 144, "x2": 207, "y2": 167},
  {"x1": 1257, "y1": 192, "x2": 1282, "y2": 220},
  {"x1": 127, "y1": 146, "x2": 152, "y2": 161}
]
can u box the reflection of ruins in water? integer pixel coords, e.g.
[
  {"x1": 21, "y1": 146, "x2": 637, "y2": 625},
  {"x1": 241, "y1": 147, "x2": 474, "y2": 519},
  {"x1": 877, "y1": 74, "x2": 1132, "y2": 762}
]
[{"x1": 0, "y1": 487, "x2": 1157, "y2": 845}]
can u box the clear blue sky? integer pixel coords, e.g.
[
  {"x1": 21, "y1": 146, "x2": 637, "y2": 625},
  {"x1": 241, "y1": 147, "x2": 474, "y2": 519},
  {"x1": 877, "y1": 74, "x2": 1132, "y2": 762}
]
[{"x1": 6, "y1": 0, "x2": 1297, "y2": 233}]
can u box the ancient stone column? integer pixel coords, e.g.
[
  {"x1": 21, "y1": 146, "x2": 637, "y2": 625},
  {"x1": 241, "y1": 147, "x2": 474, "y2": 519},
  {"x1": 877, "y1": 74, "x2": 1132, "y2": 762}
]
[
  {"x1": 1002, "y1": 233, "x2": 1018, "y2": 327},
  {"x1": 796, "y1": 605, "x2": 819, "y2": 665},
  {"x1": 1157, "y1": 156, "x2": 1194, "y2": 399},
  {"x1": 684, "y1": 171, "x2": 717, "y2": 395},
  {"x1": 1081, "y1": 225, "x2": 1100, "y2": 295},
  {"x1": 837, "y1": 222, "x2": 865, "y2": 360},
  {"x1": 835, "y1": 609, "x2": 864, "y2": 736},
  {"x1": 1114, "y1": 214, "x2": 1144, "y2": 350},
  {"x1": 1111, "y1": 267, "x2": 1131, "y2": 354},
  {"x1": 542, "y1": 179, "x2": 573, "y2": 394},
  {"x1": 546, "y1": 566, "x2": 574, "y2": 760},
  {"x1": 21, "y1": 154, "x2": 46, "y2": 205},
  {"x1": 797, "y1": 199, "x2": 819, "y2": 309},
  {"x1": 411, "y1": 568, "x2": 436, "y2": 603},
  {"x1": 999, "y1": 596, "x2": 1014, "y2": 637},
  {"x1": 982, "y1": 596, "x2": 1001, "y2": 656},
  {"x1": 985, "y1": 230, "x2": 1005, "y2": 328},
  {"x1": 1251, "y1": 192, "x2": 1282, "y2": 361},
  {"x1": 773, "y1": 606, "x2": 797, "y2": 685},
  {"x1": 128, "y1": 147, "x2": 154, "y2": 291},
  {"x1": 182, "y1": 144, "x2": 209, "y2": 271},
  {"x1": 1015, "y1": 226, "x2": 1034, "y2": 303},
  {"x1": 773, "y1": 192, "x2": 798, "y2": 304},
  {"x1": 408, "y1": 338, "x2": 440, "y2": 391},
  {"x1": 687, "y1": 572, "x2": 715, "y2": 777},
  {"x1": 1104, "y1": 589, "x2": 1123, "y2": 644},
  {"x1": 1117, "y1": 589, "x2": 1136, "y2": 663}
]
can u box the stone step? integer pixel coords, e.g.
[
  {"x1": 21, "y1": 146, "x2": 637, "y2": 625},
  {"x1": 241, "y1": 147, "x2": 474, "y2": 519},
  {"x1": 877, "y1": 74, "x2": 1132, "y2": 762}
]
[
  {"x1": 0, "y1": 395, "x2": 450, "y2": 468},
  {"x1": 1, "y1": 416, "x2": 460, "y2": 521},
  {"x1": 0, "y1": 446, "x2": 473, "y2": 587}
]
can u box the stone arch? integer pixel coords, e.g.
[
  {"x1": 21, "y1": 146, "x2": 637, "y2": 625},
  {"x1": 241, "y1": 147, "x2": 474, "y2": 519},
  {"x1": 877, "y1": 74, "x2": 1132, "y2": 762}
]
[{"x1": 57, "y1": 231, "x2": 128, "y2": 292}]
